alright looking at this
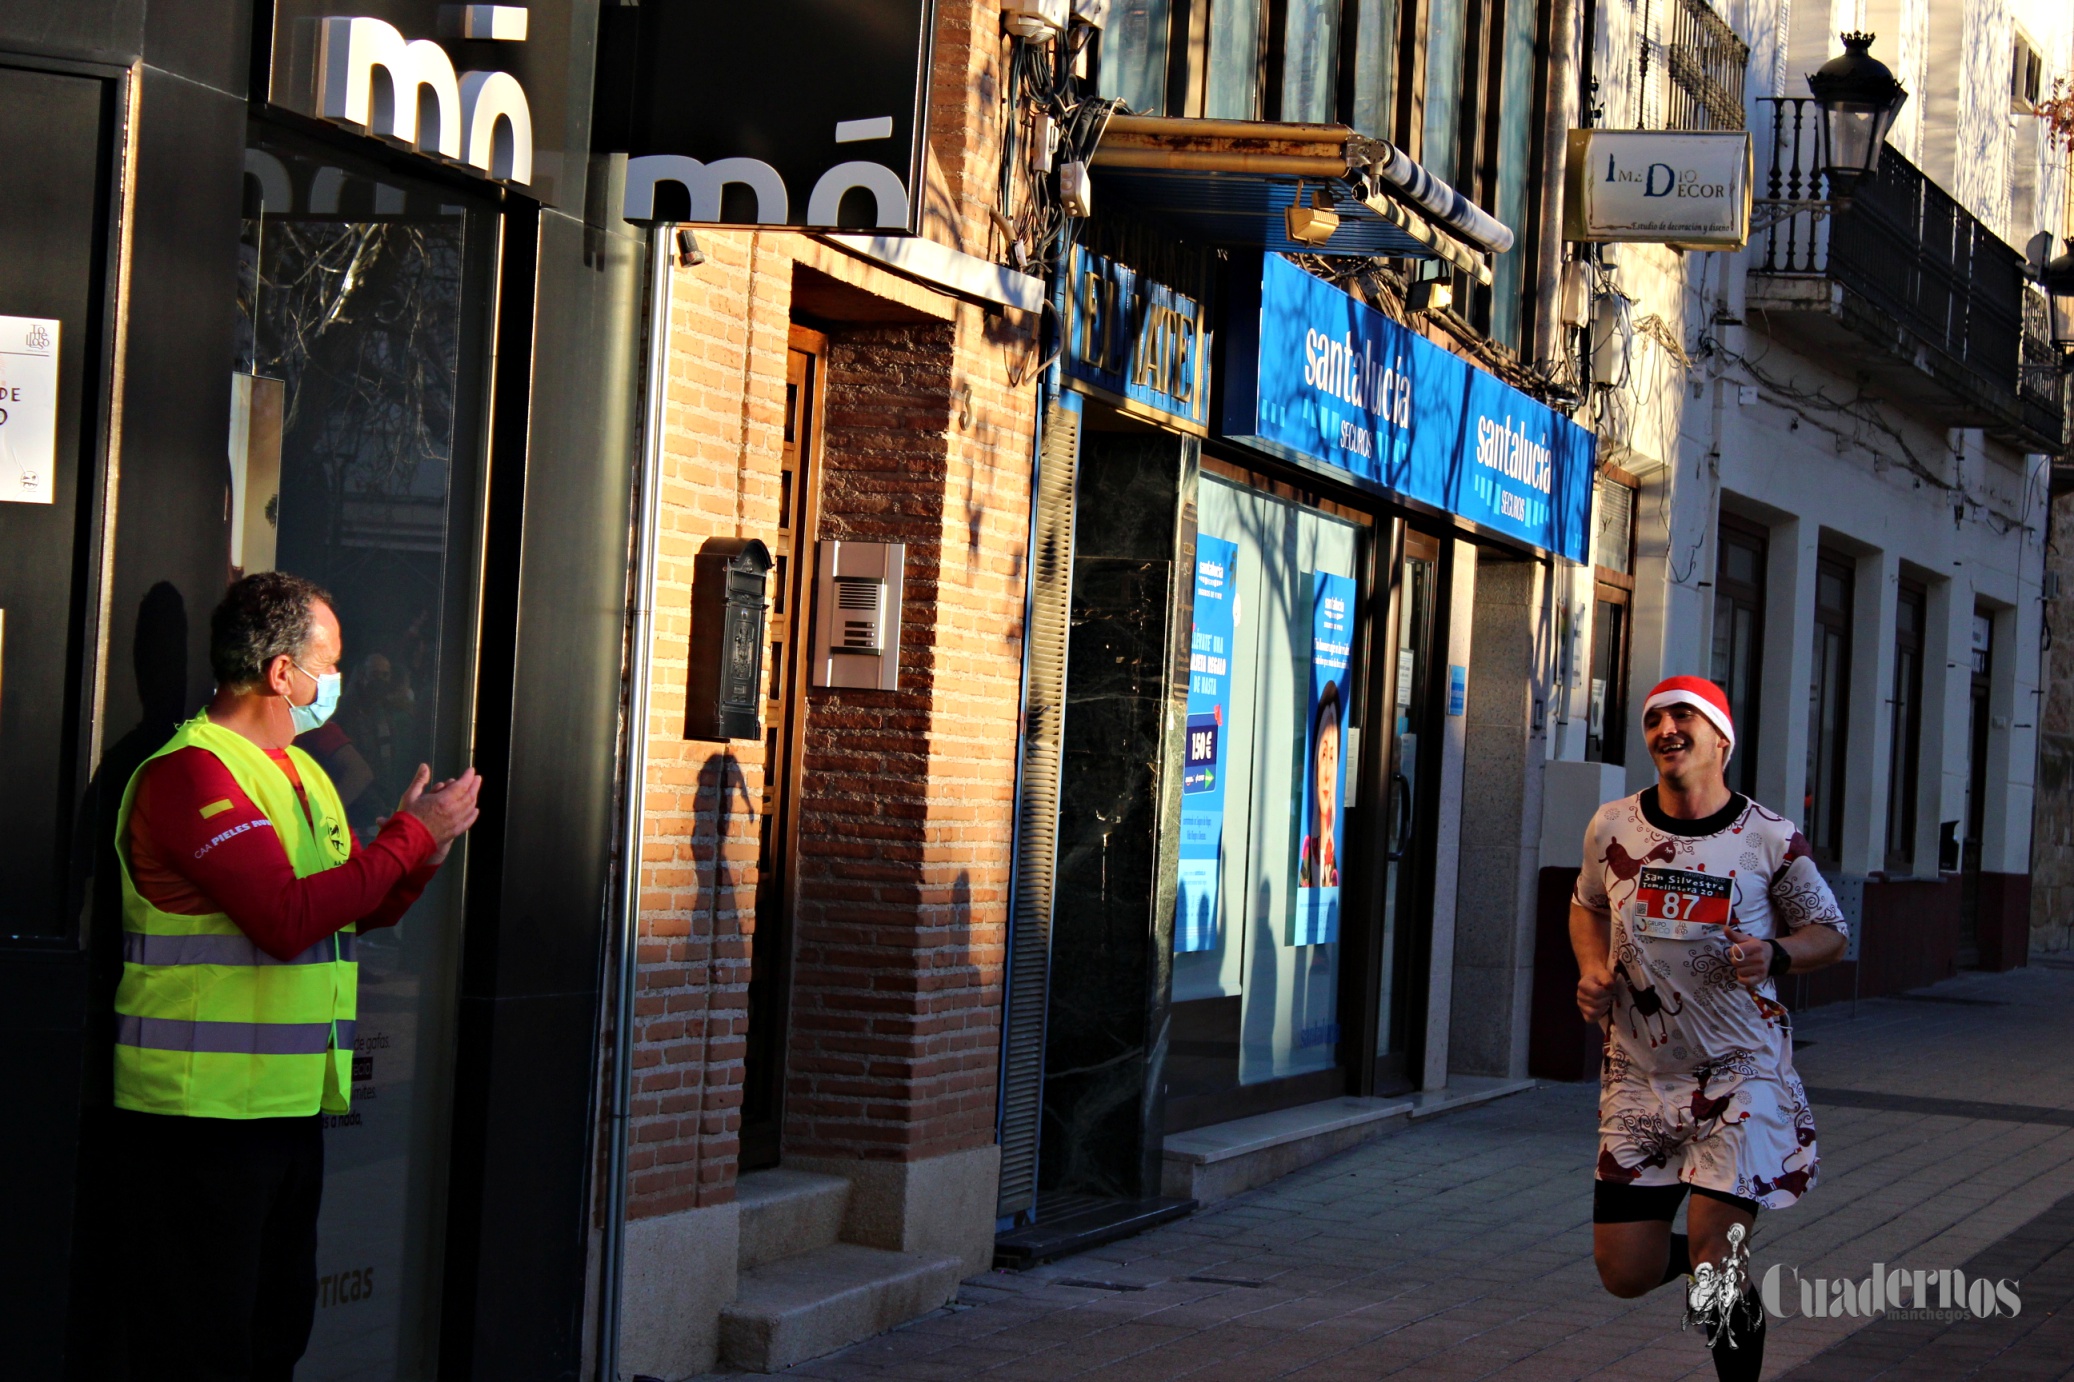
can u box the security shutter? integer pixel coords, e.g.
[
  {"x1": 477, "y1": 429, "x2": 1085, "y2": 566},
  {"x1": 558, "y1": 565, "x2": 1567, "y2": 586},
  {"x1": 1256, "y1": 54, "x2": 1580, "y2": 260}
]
[{"x1": 995, "y1": 399, "x2": 1080, "y2": 1219}]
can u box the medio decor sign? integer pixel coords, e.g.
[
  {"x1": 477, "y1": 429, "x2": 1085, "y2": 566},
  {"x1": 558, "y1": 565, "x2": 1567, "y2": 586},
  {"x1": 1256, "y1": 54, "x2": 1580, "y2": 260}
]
[{"x1": 1564, "y1": 129, "x2": 1753, "y2": 248}]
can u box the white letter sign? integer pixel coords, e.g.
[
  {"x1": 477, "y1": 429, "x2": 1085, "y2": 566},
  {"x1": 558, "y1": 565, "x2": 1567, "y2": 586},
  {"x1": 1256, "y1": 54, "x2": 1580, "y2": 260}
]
[{"x1": 0, "y1": 316, "x2": 59, "y2": 505}]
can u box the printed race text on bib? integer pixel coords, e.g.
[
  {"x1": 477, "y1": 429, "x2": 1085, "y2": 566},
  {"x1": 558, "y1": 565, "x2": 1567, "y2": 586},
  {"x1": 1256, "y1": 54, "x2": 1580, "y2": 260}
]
[{"x1": 1631, "y1": 866, "x2": 1732, "y2": 940}]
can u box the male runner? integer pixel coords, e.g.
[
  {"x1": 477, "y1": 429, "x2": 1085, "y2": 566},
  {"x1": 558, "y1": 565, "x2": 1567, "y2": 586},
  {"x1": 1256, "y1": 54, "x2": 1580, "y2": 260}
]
[{"x1": 1571, "y1": 676, "x2": 1848, "y2": 1380}]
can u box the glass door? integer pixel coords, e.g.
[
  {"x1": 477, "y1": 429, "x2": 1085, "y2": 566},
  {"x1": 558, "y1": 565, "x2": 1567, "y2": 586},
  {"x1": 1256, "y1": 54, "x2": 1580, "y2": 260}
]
[
  {"x1": 235, "y1": 128, "x2": 495, "y2": 1381},
  {"x1": 1372, "y1": 529, "x2": 1439, "y2": 1090},
  {"x1": 1167, "y1": 468, "x2": 1372, "y2": 1127}
]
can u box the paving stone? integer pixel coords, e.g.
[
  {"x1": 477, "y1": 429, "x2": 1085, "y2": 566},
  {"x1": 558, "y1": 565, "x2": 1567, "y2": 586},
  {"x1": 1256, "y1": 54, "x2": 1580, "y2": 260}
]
[{"x1": 694, "y1": 966, "x2": 2074, "y2": 1380}]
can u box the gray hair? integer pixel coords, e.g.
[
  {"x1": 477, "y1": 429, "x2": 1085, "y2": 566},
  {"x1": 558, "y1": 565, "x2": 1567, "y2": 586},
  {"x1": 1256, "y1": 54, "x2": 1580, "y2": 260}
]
[{"x1": 210, "y1": 571, "x2": 333, "y2": 690}]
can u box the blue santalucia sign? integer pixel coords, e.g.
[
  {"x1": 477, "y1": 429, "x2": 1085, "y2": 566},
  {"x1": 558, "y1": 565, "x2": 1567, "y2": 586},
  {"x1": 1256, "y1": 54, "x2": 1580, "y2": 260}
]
[{"x1": 1220, "y1": 254, "x2": 1595, "y2": 563}]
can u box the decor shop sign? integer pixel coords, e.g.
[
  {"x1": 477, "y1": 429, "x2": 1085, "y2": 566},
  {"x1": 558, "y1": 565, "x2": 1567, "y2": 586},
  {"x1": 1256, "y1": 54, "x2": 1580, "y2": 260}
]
[
  {"x1": 1222, "y1": 254, "x2": 1595, "y2": 564},
  {"x1": 1060, "y1": 245, "x2": 1211, "y2": 434},
  {"x1": 268, "y1": 4, "x2": 554, "y2": 195},
  {"x1": 1563, "y1": 129, "x2": 1753, "y2": 248},
  {"x1": 601, "y1": 0, "x2": 937, "y2": 232}
]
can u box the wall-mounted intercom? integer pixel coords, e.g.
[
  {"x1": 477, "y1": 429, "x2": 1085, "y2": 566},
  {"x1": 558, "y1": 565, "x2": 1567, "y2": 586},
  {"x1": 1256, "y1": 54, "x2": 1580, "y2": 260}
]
[
  {"x1": 812, "y1": 540, "x2": 904, "y2": 691},
  {"x1": 686, "y1": 536, "x2": 773, "y2": 740}
]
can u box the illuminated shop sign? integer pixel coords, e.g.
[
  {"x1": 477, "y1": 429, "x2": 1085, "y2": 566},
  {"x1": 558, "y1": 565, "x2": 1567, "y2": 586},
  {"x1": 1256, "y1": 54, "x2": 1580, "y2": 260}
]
[
  {"x1": 266, "y1": 3, "x2": 561, "y2": 198},
  {"x1": 1221, "y1": 254, "x2": 1594, "y2": 564},
  {"x1": 598, "y1": 0, "x2": 936, "y2": 232},
  {"x1": 1060, "y1": 245, "x2": 1211, "y2": 434}
]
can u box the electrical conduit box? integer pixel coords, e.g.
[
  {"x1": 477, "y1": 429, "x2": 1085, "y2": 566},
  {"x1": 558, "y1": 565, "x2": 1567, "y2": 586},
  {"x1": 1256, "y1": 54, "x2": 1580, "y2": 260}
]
[{"x1": 813, "y1": 540, "x2": 904, "y2": 691}]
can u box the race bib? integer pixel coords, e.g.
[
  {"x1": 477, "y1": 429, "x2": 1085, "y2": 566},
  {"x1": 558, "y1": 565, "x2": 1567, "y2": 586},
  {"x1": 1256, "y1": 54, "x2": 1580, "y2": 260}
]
[{"x1": 1631, "y1": 867, "x2": 1732, "y2": 940}]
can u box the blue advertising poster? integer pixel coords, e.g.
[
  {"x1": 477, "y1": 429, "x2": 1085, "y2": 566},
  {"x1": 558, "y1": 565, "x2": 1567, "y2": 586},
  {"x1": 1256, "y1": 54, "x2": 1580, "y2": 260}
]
[
  {"x1": 1176, "y1": 535, "x2": 1239, "y2": 954},
  {"x1": 1222, "y1": 254, "x2": 1595, "y2": 564},
  {"x1": 1292, "y1": 571, "x2": 1355, "y2": 947}
]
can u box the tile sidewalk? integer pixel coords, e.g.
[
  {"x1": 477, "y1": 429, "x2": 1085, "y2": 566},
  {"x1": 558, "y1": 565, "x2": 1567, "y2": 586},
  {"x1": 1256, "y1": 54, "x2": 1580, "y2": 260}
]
[{"x1": 699, "y1": 963, "x2": 2074, "y2": 1380}]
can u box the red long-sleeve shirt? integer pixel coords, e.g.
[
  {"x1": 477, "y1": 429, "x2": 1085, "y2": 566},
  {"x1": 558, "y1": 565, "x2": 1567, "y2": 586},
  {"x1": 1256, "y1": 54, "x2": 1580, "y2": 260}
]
[{"x1": 128, "y1": 746, "x2": 439, "y2": 960}]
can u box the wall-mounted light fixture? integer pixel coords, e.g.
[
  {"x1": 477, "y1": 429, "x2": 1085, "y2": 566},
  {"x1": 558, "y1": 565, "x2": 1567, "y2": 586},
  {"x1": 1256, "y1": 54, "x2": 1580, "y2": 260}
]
[
  {"x1": 1750, "y1": 32, "x2": 1909, "y2": 233},
  {"x1": 2044, "y1": 246, "x2": 2074, "y2": 358},
  {"x1": 1805, "y1": 33, "x2": 1909, "y2": 202},
  {"x1": 1284, "y1": 182, "x2": 1341, "y2": 247}
]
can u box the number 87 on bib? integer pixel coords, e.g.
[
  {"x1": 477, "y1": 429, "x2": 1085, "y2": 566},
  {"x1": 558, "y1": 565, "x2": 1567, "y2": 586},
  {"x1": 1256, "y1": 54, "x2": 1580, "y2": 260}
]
[{"x1": 1632, "y1": 867, "x2": 1733, "y2": 940}]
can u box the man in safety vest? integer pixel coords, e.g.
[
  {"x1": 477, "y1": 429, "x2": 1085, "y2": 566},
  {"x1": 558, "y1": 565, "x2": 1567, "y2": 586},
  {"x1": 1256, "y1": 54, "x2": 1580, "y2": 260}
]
[{"x1": 112, "y1": 571, "x2": 480, "y2": 1380}]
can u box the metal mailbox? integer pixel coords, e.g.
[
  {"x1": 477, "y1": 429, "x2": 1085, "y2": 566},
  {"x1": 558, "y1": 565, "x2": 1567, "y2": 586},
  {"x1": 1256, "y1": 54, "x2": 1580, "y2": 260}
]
[{"x1": 686, "y1": 537, "x2": 773, "y2": 741}]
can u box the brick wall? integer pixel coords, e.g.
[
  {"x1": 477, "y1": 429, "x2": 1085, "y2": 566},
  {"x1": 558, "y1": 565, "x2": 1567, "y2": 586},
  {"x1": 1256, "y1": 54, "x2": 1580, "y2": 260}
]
[
  {"x1": 626, "y1": 230, "x2": 794, "y2": 1218},
  {"x1": 620, "y1": 0, "x2": 1039, "y2": 1218}
]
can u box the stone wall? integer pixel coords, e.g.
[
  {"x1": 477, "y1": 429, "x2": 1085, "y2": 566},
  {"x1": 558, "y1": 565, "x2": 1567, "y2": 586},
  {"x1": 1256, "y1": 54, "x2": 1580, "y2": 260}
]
[{"x1": 2032, "y1": 491, "x2": 2074, "y2": 954}]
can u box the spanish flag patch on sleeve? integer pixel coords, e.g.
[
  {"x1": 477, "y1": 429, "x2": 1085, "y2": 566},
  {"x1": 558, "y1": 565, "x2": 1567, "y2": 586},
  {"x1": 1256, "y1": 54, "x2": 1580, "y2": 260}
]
[{"x1": 199, "y1": 799, "x2": 236, "y2": 819}]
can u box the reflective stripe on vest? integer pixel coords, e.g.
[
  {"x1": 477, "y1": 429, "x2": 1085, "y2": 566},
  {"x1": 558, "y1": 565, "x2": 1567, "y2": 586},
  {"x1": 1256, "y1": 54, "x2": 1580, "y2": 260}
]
[
  {"x1": 112, "y1": 711, "x2": 359, "y2": 1120},
  {"x1": 120, "y1": 930, "x2": 357, "y2": 967},
  {"x1": 117, "y1": 1015, "x2": 357, "y2": 1056}
]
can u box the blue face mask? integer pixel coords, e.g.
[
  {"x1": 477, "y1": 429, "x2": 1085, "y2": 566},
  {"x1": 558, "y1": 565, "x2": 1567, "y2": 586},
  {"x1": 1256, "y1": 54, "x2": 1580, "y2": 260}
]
[{"x1": 288, "y1": 662, "x2": 342, "y2": 733}]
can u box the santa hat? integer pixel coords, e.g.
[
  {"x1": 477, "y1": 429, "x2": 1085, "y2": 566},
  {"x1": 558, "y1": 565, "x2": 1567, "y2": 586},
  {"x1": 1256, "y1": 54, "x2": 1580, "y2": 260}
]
[{"x1": 1641, "y1": 676, "x2": 1735, "y2": 756}]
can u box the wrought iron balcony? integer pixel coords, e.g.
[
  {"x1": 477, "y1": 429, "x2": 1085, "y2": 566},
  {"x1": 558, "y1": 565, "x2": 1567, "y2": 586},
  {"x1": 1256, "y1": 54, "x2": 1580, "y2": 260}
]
[{"x1": 1749, "y1": 97, "x2": 2064, "y2": 453}]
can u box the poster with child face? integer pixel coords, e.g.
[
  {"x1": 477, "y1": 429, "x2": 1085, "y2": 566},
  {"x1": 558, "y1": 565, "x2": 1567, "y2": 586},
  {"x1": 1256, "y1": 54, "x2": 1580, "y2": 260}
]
[{"x1": 1292, "y1": 571, "x2": 1354, "y2": 946}]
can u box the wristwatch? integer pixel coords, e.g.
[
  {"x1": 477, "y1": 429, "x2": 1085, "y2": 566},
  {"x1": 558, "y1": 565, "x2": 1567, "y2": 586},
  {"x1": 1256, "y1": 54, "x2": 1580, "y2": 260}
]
[{"x1": 1766, "y1": 938, "x2": 1793, "y2": 977}]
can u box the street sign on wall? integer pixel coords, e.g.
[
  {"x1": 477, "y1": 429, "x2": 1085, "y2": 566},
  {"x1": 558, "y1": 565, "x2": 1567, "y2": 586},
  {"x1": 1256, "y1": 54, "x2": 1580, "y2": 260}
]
[
  {"x1": 599, "y1": 0, "x2": 937, "y2": 232},
  {"x1": 1221, "y1": 254, "x2": 1595, "y2": 564},
  {"x1": 1563, "y1": 129, "x2": 1753, "y2": 248}
]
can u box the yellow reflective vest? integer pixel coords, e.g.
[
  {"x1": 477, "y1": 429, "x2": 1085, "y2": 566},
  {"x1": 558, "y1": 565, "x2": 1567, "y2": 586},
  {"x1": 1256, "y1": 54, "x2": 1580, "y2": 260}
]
[{"x1": 112, "y1": 711, "x2": 358, "y2": 1118}]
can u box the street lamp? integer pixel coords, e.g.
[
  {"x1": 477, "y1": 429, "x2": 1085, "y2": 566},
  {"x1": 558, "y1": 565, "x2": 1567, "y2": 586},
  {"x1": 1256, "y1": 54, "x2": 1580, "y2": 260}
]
[
  {"x1": 2045, "y1": 248, "x2": 2074, "y2": 355},
  {"x1": 1805, "y1": 32, "x2": 1909, "y2": 203}
]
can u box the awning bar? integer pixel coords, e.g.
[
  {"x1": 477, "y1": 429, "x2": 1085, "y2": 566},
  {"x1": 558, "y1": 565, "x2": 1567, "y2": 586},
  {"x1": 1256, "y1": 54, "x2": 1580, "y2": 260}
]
[
  {"x1": 1356, "y1": 189, "x2": 1494, "y2": 284},
  {"x1": 1350, "y1": 136, "x2": 1516, "y2": 254},
  {"x1": 1087, "y1": 149, "x2": 1350, "y2": 176},
  {"x1": 1092, "y1": 116, "x2": 1515, "y2": 258}
]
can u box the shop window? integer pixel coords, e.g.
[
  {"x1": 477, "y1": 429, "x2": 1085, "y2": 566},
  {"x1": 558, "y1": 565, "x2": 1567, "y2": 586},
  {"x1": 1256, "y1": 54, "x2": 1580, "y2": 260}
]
[
  {"x1": 1348, "y1": 0, "x2": 1399, "y2": 137},
  {"x1": 1173, "y1": 473, "x2": 1365, "y2": 1091},
  {"x1": 1487, "y1": 0, "x2": 1537, "y2": 348},
  {"x1": 1275, "y1": 0, "x2": 1342, "y2": 122},
  {"x1": 1587, "y1": 470, "x2": 1637, "y2": 764},
  {"x1": 1710, "y1": 514, "x2": 1766, "y2": 797},
  {"x1": 1886, "y1": 580, "x2": 1926, "y2": 872},
  {"x1": 234, "y1": 128, "x2": 495, "y2": 1375},
  {"x1": 1085, "y1": 0, "x2": 1539, "y2": 343},
  {"x1": 1099, "y1": 0, "x2": 1174, "y2": 114},
  {"x1": 1207, "y1": 0, "x2": 1266, "y2": 118},
  {"x1": 1805, "y1": 551, "x2": 1854, "y2": 864},
  {"x1": 1420, "y1": 0, "x2": 1471, "y2": 185}
]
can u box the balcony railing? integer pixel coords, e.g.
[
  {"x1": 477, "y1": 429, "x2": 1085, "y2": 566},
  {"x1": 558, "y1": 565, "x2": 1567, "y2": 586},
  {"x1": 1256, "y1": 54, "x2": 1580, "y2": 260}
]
[
  {"x1": 1754, "y1": 96, "x2": 2061, "y2": 449},
  {"x1": 1651, "y1": 0, "x2": 1749, "y2": 132}
]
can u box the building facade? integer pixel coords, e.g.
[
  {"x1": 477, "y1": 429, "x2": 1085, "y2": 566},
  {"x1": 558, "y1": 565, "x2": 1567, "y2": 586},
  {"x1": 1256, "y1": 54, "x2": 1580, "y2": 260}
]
[
  {"x1": 603, "y1": 0, "x2": 1048, "y2": 1368},
  {"x1": 9, "y1": 1, "x2": 2067, "y2": 1379},
  {"x1": 1529, "y1": 0, "x2": 2070, "y2": 1082}
]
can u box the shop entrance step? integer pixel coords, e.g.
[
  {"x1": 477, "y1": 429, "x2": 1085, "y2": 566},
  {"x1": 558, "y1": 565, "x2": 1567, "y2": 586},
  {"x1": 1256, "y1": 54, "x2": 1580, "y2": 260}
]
[
  {"x1": 735, "y1": 1168, "x2": 849, "y2": 1272},
  {"x1": 718, "y1": 1242, "x2": 964, "y2": 1373},
  {"x1": 993, "y1": 1193, "x2": 1197, "y2": 1268}
]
